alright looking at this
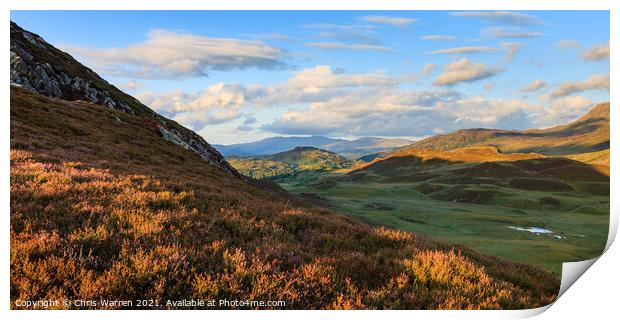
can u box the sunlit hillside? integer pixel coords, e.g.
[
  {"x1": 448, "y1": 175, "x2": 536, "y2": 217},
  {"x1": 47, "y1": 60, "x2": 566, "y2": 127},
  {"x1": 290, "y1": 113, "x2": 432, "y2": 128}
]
[
  {"x1": 410, "y1": 103, "x2": 610, "y2": 156},
  {"x1": 10, "y1": 87, "x2": 559, "y2": 309},
  {"x1": 230, "y1": 147, "x2": 360, "y2": 179}
]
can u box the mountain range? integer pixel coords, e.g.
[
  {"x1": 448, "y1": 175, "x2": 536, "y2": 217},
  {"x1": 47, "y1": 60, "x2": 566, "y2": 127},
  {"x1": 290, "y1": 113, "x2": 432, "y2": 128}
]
[{"x1": 214, "y1": 136, "x2": 413, "y2": 158}]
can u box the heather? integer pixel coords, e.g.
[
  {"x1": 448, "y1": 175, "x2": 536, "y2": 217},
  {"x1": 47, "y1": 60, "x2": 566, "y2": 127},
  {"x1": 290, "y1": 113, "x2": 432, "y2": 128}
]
[{"x1": 10, "y1": 88, "x2": 559, "y2": 309}]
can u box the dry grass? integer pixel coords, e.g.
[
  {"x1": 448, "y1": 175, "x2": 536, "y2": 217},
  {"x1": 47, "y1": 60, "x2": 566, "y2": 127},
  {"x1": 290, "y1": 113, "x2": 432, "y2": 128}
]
[
  {"x1": 410, "y1": 102, "x2": 610, "y2": 156},
  {"x1": 347, "y1": 146, "x2": 544, "y2": 174},
  {"x1": 10, "y1": 88, "x2": 559, "y2": 309},
  {"x1": 567, "y1": 149, "x2": 610, "y2": 176}
]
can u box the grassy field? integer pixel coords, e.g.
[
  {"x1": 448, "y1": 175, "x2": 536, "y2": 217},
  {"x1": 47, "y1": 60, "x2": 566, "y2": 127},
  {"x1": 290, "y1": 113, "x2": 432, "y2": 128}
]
[{"x1": 273, "y1": 157, "x2": 609, "y2": 275}]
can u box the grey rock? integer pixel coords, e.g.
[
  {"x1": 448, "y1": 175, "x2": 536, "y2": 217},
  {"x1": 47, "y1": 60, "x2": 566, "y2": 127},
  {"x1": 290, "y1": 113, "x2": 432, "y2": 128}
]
[{"x1": 10, "y1": 21, "x2": 242, "y2": 178}]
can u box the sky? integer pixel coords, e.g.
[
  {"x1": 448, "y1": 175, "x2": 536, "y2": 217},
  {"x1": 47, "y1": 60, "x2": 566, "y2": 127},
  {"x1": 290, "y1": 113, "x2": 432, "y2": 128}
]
[{"x1": 10, "y1": 11, "x2": 610, "y2": 144}]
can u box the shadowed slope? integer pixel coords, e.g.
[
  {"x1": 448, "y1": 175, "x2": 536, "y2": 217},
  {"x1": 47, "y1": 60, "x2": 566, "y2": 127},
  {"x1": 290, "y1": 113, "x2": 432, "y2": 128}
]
[{"x1": 567, "y1": 149, "x2": 610, "y2": 176}]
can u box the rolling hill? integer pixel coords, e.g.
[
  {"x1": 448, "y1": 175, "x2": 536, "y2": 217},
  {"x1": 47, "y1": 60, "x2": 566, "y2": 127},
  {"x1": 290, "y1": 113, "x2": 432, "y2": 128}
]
[
  {"x1": 229, "y1": 146, "x2": 360, "y2": 179},
  {"x1": 348, "y1": 146, "x2": 545, "y2": 174},
  {"x1": 409, "y1": 102, "x2": 610, "y2": 156},
  {"x1": 215, "y1": 136, "x2": 413, "y2": 158},
  {"x1": 9, "y1": 21, "x2": 559, "y2": 310},
  {"x1": 567, "y1": 149, "x2": 610, "y2": 176},
  {"x1": 271, "y1": 113, "x2": 610, "y2": 274}
]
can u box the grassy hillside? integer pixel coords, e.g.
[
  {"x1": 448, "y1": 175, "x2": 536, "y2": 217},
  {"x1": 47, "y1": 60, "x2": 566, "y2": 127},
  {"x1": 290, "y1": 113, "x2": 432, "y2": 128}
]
[
  {"x1": 227, "y1": 157, "x2": 297, "y2": 179},
  {"x1": 409, "y1": 103, "x2": 610, "y2": 156},
  {"x1": 567, "y1": 149, "x2": 610, "y2": 176},
  {"x1": 229, "y1": 147, "x2": 361, "y2": 179},
  {"x1": 274, "y1": 146, "x2": 609, "y2": 274},
  {"x1": 348, "y1": 146, "x2": 544, "y2": 174},
  {"x1": 10, "y1": 87, "x2": 559, "y2": 309}
]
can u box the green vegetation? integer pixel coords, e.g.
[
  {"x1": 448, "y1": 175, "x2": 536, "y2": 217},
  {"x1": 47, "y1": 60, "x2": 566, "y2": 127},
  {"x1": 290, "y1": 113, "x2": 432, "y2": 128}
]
[
  {"x1": 272, "y1": 149, "x2": 609, "y2": 275},
  {"x1": 11, "y1": 87, "x2": 559, "y2": 309},
  {"x1": 228, "y1": 157, "x2": 297, "y2": 179},
  {"x1": 229, "y1": 147, "x2": 361, "y2": 179}
]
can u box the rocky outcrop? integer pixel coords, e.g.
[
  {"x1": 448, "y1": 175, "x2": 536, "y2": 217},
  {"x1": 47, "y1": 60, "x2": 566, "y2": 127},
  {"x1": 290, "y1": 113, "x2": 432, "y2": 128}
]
[
  {"x1": 10, "y1": 21, "x2": 242, "y2": 178},
  {"x1": 10, "y1": 23, "x2": 134, "y2": 113}
]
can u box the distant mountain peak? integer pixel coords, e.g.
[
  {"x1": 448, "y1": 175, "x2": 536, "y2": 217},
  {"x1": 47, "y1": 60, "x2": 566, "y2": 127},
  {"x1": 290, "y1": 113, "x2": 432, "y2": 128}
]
[
  {"x1": 290, "y1": 146, "x2": 321, "y2": 151},
  {"x1": 214, "y1": 136, "x2": 414, "y2": 158}
]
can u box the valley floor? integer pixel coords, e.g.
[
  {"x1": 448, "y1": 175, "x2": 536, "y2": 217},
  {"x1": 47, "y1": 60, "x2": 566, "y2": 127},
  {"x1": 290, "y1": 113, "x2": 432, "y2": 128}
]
[{"x1": 273, "y1": 164, "x2": 609, "y2": 275}]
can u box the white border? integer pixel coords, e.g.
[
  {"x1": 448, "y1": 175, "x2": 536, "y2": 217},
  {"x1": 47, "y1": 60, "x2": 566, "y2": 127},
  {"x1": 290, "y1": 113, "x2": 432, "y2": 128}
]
[{"x1": 1, "y1": 1, "x2": 617, "y2": 319}]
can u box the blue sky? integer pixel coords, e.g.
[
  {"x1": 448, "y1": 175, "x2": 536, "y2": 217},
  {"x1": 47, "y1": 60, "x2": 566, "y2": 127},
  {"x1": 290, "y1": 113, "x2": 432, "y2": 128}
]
[{"x1": 11, "y1": 11, "x2": 610, "y2": 144}]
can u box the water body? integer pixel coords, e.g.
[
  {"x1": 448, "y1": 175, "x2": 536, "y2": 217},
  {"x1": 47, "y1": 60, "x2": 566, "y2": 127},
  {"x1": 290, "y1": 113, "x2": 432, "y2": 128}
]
[{"x1": 508, "y1": 226, "x2": 553, "y2": 234}]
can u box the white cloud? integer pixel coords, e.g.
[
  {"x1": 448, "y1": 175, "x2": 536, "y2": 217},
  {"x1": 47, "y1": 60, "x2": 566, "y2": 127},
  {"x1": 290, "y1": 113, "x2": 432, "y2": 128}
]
[
  {"x1": 500, "y1": 42, "x2": 524, "y2": 63},
  {"x1": 433, "y1": 58, "x2": 501, "y2": 86},
  {"x1": 580, "y1": 42, "x2": 610, "y2": 61},
  {"x1": 61, "y1": 29, "x2": 285, "y2": 79},
  {"x1": 535, "y1": 95, "x2": 593, "y2": 127},
  {"x1": 553, "y1": 39, "x2": 581, "y2": 50},
  {"x1": 136, "y1": 65, "x2": 412, "y2": 130},
  {"x1": 282, "y1": 65, "x2": 401, "y2": 89},
  {"x1": 253, "y1": 65, "x2": 410, "y2": 107},
  {"x1": 263, "y1": 89, "x2": 541, "y2": 137},
  {"x1": 304, "y1": 23, "x2": 382, "y2": 47},
  {"x1": 136, "y1": 83, "x2": 254, "y2": 115},
  {"x1": 117, "y1": 80, "x2": 139, "y2": 91},
  {"x1": 450, "y1": 11, "x2": 545, "y2": 26},
  {"x1": 422, "y1": 63, "x2": 437, "y2": 77},
  {"x1": 484, "y1": 82, "x2": 495, "y2": 91},
  {"x1": 173, "y1": 110, "x2": 242, "y2": 130},
  {"x1": 360, "y1": 15, "x2": 418, "y2": 27},
  {"x1": 133, "y1": 64, "x2": 606, "y2": 139},
  {"x1": 421, "y1": 35, "x2": 456, "y2": 41},
  {"x1": 429, "y1": 46, "x2": 498, "y2": 55},
  {"x1": 305, "y1": 42, "x2": 392, "y2": 52},
  {"x1": 519, "y1": 79, "x2": 547, "y2": 93},
  {"x1": 482, "y1": 27, "x2": 544, "y2": 39},
  {"x1": 550, "y1": 74, "x2": 610, "y2": 98}
]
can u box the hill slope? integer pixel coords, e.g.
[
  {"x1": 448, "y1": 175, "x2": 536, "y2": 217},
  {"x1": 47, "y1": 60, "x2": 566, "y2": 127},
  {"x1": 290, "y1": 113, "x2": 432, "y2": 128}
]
[
  {"x1": 229, "y1": 147, "x2": 359, "y2": 179},
  {"x1": 9, "y1": 22, "x2": 559, "y2": 309},
  {"x1": 567, "y1": 149, "x2": 610, "y2": 176},
  {"x1": 409, "y1": 102, "x2": 610, "y2": 156},
  {"x1": 10, "y1": 21, "x2": 238, "y2": 177},
  {"x1": 348, "y1": 146, "x2": 545, "y2": 174},
  {"x1": 10, "y1": 85, "x2": 558, "y2": 310}
]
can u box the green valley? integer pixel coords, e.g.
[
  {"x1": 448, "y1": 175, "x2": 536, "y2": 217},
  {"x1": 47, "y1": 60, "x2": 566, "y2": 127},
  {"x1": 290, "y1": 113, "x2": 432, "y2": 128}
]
[{"x1": 225, "y1": 104, "x2": 611, "y2": 275}]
